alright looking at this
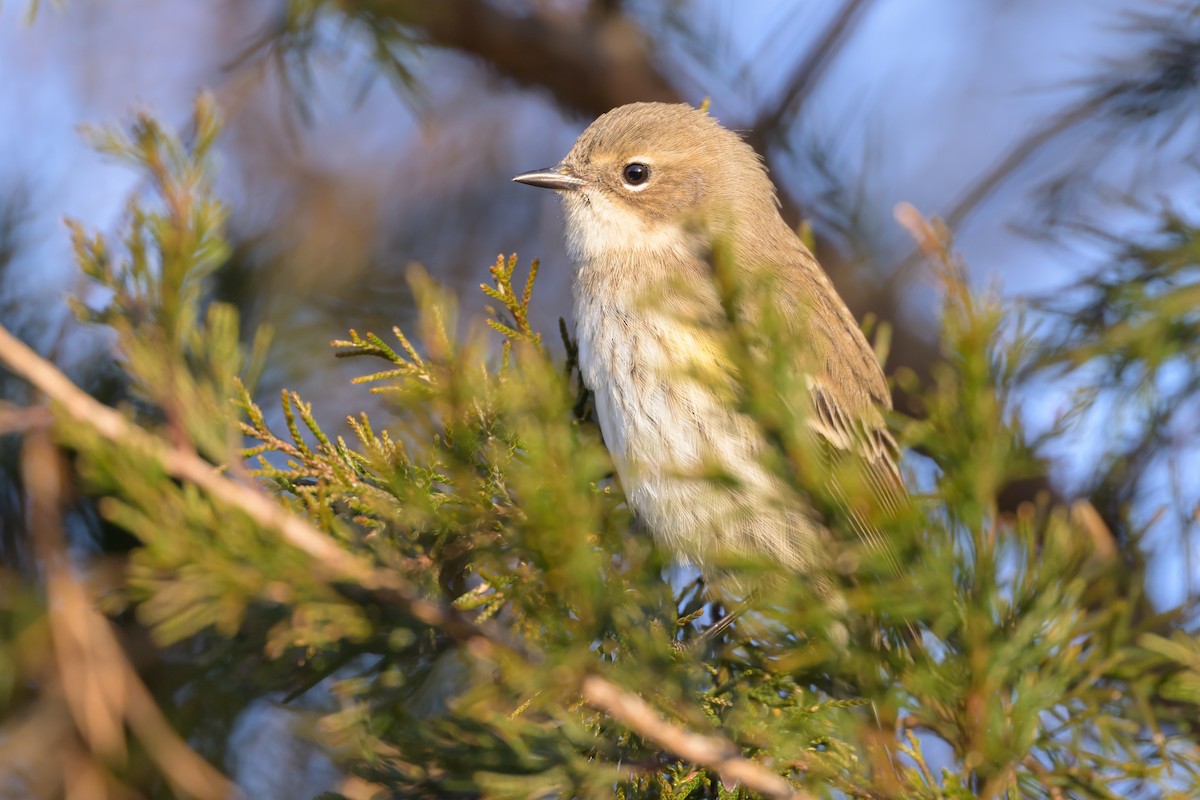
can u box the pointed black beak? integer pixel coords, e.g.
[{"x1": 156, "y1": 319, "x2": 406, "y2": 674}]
[{"x1": 512, "y1": 165, "x2": 584, "y2": 191}]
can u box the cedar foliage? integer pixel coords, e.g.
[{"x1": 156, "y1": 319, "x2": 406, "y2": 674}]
[{"x1": 1, "y1": 94, "x2": 1199, "y2": 800}]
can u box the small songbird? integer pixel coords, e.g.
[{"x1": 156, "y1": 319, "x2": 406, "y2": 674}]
[{"x1": 514, "y1": 102, "x2": 902, "y2": 580}]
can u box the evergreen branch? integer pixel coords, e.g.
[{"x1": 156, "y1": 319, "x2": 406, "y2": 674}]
[
  {"x1": 290, "y1": 389, "x2": 333, "y2": 451},
  {"x1": 0, "y1": 321, "x2": 436, "y2": 619},
  {"x1": 280, "y1": 389, "x2": 315, "y2": 459},
  {"x1": 483, "y1": 254, "x2": 543, "y2": 350},
  {"x1": 479, "y1": 284, "x2": 509, "y2": 304},
  {"x1": 521, "y1": 257, "x2": 539, "y2": 313},
  {"x1": 391, "y1": 325, "x2": 425, "y2": 368},
  {"x1": 334, "y1": 327, "x2": 432, "y2": 386},
  {"x1": 0, "y1": 320, "x2": 814, "y2": 797},
  {"x1": 349, "y1": 368, "x2": 409, "y2": 385},
  {"x1": 486, "y1": 319, "x2": 524, "y2": 340},
  {"x1": 332, "y1": 329, "x2": 403, "y2": 365}
]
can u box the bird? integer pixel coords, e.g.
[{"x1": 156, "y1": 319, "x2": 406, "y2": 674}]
[{"x1": 513, "y1": 102, "x2": 903, "y2": 585}]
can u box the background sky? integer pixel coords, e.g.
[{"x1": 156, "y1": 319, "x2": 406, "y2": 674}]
[{"x1": 1, "y1": 0, "x2": 1195, "y2": 603}]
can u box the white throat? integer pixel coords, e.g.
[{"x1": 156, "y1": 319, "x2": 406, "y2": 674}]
[{"x1": 562, "y1": 189, "x2": 695, "y2": 268}]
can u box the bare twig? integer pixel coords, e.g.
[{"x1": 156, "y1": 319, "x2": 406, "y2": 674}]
[
  {"x1": 580, "y1": 675, "x2": 814, "y2": 800},
  {"x1": 22, "y1": 427, "x2": 234, "y2": 799}
]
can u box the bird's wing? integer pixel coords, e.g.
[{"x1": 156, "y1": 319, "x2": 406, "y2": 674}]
[
  {"x1": 751, "y1": 239, "x2": 907, "y2": 575},
  {"x1": 805, "y1": 376, "x2": 906, "y2": 576}
]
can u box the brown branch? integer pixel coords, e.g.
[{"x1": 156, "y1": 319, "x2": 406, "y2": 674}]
[
  {"x1": 394, "y1": 0, "x2": 680, "y2": 115},
  {"x1": 580, "y1": 675, "x2": 816, "y2": 800},
  {"x1": 23, "y1": 428, "x2": 234, "y2": 799},
  {"x1": 0, "y1": 401, "x2": 52, "y2": 434}
]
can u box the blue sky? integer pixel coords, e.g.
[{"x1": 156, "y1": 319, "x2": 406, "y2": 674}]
[{"x1": 2, "y1": 0, "x2": 1195, "y2": 606}]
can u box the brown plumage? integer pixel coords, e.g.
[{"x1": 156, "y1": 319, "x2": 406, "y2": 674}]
[{"x1": 515, "y1": 102, "x2": 902, "y2": 579}]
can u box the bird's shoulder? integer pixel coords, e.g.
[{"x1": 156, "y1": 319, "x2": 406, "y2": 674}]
[
  {"x1": 729, "y1": 231, "x2": 904, "y2": 493},
  {"x1": 733, "y1": 232, "x2": 892, "y2": 413}
]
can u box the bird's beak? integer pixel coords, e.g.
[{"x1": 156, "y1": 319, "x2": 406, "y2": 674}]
[{"x1": 512, "y1": 164, "x2": 584, "y2": 192}]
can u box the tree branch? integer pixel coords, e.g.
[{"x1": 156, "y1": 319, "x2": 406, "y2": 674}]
[
  {"x1": 0, "y1": 320, "x2": 814, "y2": 796},
  {"x1": 580, "y1": 675, "x2": 814, "y2": 800},
  {"x1": 0, "y1": 321, "x2": 477, "y2": 639},
  {"x1": 398, "y1": 0, "x2": 680, "y2": 114},
  {"x1": 23, "y1": 428, "x2": 235, "y2": 799}
]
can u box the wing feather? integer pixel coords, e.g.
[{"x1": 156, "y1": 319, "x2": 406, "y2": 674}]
[{"x1": 806, "y1": 379, "x2": 905, "y2": 576}]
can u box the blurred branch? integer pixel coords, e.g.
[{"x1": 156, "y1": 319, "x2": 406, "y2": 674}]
[
  {"x1": 914, "y1": 9, "x2": 1200, "y2": 245},
  {"x1": 940, "y1": 93, "x2": 1111, "y2": 235},
  {"x1": 751, "y1": 0, "x2": 873, "y2": 142},
  {"x1": 21, "y1": 427, "x2": 233, "y2": 799},
  {"x1": 395, "y1": 0, "x2": 680, "y2": 113},
  {"x1": 0, "y1": 401, "x2": 51, "y2": 434}
]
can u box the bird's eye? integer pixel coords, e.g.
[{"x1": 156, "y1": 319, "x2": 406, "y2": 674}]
[{"x1": 622, "y1": 163, "x2": 650, "y2": 186}]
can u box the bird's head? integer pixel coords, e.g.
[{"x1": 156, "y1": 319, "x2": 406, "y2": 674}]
[{"x1": 514, "y1": 102, "x2": 783, "y2": 266}]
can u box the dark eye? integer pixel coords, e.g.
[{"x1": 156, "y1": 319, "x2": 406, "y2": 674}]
[{"x1": 622, "y1": 163, "x2": 650, "y2": 186}]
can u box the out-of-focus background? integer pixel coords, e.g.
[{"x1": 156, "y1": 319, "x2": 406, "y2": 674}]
[
  {"x1": 1, "y1": 2, "x2": 1197, "y2": 789},
  {"x1": 13, "y1": 1, "x2": 1191, "y2": 584}
]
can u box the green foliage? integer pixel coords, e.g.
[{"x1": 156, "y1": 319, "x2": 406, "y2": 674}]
[
  {"x1": 1029, "y1": 213, "x2": 1200, "y2": 536},
  {"x1": 68, "y1": 92, "x2": 269, "y2": 462},
  {"x1": 4, "y1": 102, "x2": 1200, "y2": 800}
]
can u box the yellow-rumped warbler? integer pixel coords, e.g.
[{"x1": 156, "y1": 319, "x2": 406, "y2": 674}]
[{"x1": 515, "y1": 102, "x2": 902, "y2": 579}]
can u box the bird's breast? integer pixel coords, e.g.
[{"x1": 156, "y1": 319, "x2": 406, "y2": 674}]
[
  {"x1": 573, "y1": 288, "x2": 734, "y2": 475},
  {"x1": 571, "y1": 275, "x2": 805, "y2": 564}
]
